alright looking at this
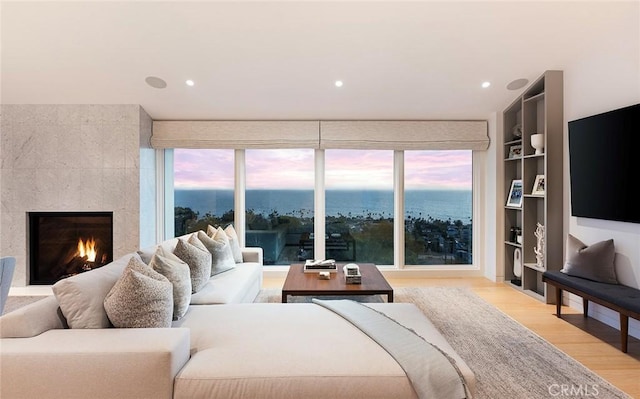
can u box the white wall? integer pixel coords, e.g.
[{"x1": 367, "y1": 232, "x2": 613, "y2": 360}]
[{"x1": 562, "y1": 7, "x2": 640, "y2": 337}]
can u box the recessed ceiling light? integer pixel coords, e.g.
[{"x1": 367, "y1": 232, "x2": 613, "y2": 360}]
[
  {"x1": 145, "y1": 76, "x2": 167, "y2": 89},
  {"x1": 507, "y1": 78, "x2": 529, "y2": 90},
  {"x1": 335, "y1": 80, "x2": 343, "y2": 88},
  {"x1": 186, "y1": 80, "x2": 195, "y2": 87},
  {"x1": 481, "y1": 81, "x2": 491, "y2": 88}
]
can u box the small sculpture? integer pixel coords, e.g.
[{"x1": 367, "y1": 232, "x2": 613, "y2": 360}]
[{"x1": 534, "y1": 223, "x2": 545, "y2": 269}]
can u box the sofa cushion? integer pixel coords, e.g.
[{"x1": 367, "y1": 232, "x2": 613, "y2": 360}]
[
  {"x1": 52, "y1": 253, "x2": 135, "y2": 329},
  {"x1": 561, "y1": 234, "x2": 617, "y2": 284},
  {"x1": 104, "y1": 256, "x2": 173, "y2": 328},
  {"x1": 173, "y1": 303, "x2": 475, "y2": 399},
  {"x1": 224, "y1": 224, "x2": 244, "y2": 263},
  {"x1": 198, "y1": 230, "x2": 235, "y2": 276},
  {"x1": 174, "y1": 237, "x2": 212, "y2": 293},
  {"x1": 149, "y1": 246, "x2": 192, "y2": 320},
  {"x1": 190, "y1": 263, "x2": 262, "y2": 305}
]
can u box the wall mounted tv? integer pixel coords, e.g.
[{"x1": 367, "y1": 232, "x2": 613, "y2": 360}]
[{"x1": 568, "y1": 103, "x2": 639, "y2": 224}]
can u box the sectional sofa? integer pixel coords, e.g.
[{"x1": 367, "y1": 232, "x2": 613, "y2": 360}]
[{"x1": 0, "y1": 229, "x2": 476, "y2": 399}]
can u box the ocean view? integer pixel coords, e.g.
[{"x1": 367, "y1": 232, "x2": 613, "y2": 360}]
[{"x1": 175, "y1": 189, "x2": 472, "y2": 222}]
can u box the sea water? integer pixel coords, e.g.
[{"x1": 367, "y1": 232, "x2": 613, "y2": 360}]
[{"x1": 175, "y1": 189, "x2": 472, "y2": 222}]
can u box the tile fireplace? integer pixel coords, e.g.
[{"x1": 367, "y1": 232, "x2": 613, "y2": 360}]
[{"x1": 28, "y1": 212, "x2": 114, "y2": 285}]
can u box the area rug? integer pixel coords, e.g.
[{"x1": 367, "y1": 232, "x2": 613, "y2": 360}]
[{"x1": 254, "y1": 287, "x2": 631, "y2": 399}]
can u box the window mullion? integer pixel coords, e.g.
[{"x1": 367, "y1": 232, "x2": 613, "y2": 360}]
[
  {"x1": 235, "y1": 149, "x2": 246, "y2": 247},
  {"x1": 394, "y1": 150, "x2": 404, "y2": 269},
  {"x1": 314, "y1": 149, "x2": 326, "y2": 260}
]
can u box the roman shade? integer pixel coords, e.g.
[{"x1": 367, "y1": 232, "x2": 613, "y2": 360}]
[
  {"x1": 151, "y1": 120, "x2": 489, "y2": 150},
  {"x1": 151, "y1": 121, "x2": 320, "y2": 149},
  {"x1": 320, "y1": 121, "x2": 489, "y2": 150}
]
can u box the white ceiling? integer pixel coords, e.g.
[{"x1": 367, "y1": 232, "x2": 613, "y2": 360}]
[{"x1": 1, "y1": 1, "x2": 637, "y2": 121}]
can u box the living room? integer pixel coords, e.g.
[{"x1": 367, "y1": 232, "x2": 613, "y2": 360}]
[{"x1": 1, "y1": 1, "x2": 639, "y2": 398}]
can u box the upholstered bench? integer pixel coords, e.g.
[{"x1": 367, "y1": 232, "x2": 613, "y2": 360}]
[{"x1": 542, "y1": 270, "x2": 640, "y2": 353}]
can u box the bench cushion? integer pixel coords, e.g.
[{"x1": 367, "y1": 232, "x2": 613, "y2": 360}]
[{"x1": 543, "y1": 271, "x2": 640, "y2": 314}]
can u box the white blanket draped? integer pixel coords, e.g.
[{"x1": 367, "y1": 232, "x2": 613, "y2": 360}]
[{"x1": 313, "y1": 299, "x2": 470, "y2": 399}]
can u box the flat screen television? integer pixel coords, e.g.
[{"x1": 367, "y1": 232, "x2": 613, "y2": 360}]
[{"x1": 568, "y1": 103, "x2": 639, "y2": 224}]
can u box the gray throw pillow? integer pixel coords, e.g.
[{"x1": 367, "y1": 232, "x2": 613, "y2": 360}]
[
  {"x1": 104, "y1": 257, "x2": 173, "y2": 328},
  {"x1": 149, "y1": 246, "x2": 192, "y2": 320},
  {"x1": 174, "y1": 237, "x2": 212, "y2": 293},
  {"x1": 561, "y1": 234, "x2": 617, "y2": 284},
  {"x1": 198, "y1": 230, "x2": 236, "y2": 275}
]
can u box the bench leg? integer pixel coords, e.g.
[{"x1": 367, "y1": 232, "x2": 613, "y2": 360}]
[
  {"x1": 620, "y1": 314, "x2": 629, "y2": 353},
  {"x1": 555, "y1": 287, "x2": 562, "y2": 317},
  {"x1": 583, "y1": 298, "x2": 589, "y2": 318}
]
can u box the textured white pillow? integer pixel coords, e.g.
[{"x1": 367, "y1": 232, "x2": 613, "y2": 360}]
[
  {"x1": 52, "y1": 253, "x2": 134, "y2": 329},
  {"x1": 104, "y1": 256, "x2": 173, "y2": 328},
  {"x1": 149, "y1": 246, "x2": 192, "y2": 320},
  {"x1": 224, "y1": 224, "x2": 244, "y2": 263},
  {"x1": 199, "y1": 229, "x2": 236, "y2": 275},
  {"x1": 561, "y1": 234, "x2": 617, "y2": 284},
  {"x1": 173, "y1": 236, "x2": 212, "y2": 293}
]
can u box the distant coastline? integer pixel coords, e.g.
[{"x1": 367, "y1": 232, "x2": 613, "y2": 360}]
[{"x1": 175, "y1": 189, "x2": 472, "y2": 222}]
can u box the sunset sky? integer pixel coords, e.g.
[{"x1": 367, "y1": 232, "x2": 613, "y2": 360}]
[{"x1": 174, "y1": 149, "x2": 472, "y2": 190}]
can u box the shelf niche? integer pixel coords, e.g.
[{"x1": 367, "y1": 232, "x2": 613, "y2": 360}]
[{"x1": 499, "y1": 70, "x2": 563, "y2": 304}]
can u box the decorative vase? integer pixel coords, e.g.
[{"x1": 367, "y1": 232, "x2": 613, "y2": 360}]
[
  {"x1": 531, "y1": 133, "x2": 545, "y2": 155},
  {"x1": 513, "y1": 248, "x2": 522, "y2": 278}
]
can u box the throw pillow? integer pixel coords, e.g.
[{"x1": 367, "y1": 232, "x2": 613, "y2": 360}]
[
  {"x1": 197, "y1": 230, "x2": 236, "y2": 275},
  {"x1": 104, "y1": 256, "x2": 173, "y2": 328},
  {"x1": 52, "y1": 253, "x2": 133, "y2": 329},
  {"x1": 224, "y1": 224, "x2": 244, "y2": 263},
  {"x1": 561, "y1": 234, "x2": 618, "y2": 284},
  {"x1": 149, "y1": 246, "x2": 192, "y2": 320},
  {"x1": 174, "y1": 237, "x2": 212, "y2": 293}
]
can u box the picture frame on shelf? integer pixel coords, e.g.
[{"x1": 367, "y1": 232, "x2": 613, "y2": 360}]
[
  {"x1": 506, "y1": 179, "x2": 523, "y2": 208},
  {"x1": 508, "y1": 144, "x2": 522, "y2": 159},
  {"x1": 531, "y1": 174, "x2": 545, "y2": 195}
]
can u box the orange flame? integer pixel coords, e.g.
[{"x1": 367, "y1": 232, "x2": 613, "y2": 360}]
[{"x1": 77, "y1": 238, "x2": 97, "y2": 262}]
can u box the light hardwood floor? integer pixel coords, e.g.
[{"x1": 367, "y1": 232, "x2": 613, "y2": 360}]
[{"x1": 264, "y1": 276, "x2": 640, "y2": 398}]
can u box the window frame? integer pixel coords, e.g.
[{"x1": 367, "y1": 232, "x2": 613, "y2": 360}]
[{"x1": 163, "y1": 148, "x2": 482, "y2": 271}]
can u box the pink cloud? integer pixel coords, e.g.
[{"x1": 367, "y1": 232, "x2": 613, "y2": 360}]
[{"x1": 174, "y1": 149, "x2": 472, "y2": 190}]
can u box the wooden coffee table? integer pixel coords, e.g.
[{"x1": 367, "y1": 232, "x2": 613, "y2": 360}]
[{"x1": 282, "y1": 263, "x2": 394, "y2": 303}]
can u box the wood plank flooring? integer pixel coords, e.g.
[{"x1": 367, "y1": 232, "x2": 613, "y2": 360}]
[{"x1": 263, "y1": 276, "x2": 640, "y2": 398}]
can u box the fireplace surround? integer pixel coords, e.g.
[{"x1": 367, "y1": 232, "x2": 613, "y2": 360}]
[{"x1": 28, "y1": 212, "x2": 114, "y2": 285}]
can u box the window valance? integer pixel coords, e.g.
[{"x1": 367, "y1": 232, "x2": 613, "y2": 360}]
[
  {"x1": 151, "y1": 121, "x2": 320, "y2": 149},
  {"x1": 320, "y1": 121, "x2": 489, "y2": 150},
  {"x1": 151, "y1": 120, "x2": 489, "y2": 150}
]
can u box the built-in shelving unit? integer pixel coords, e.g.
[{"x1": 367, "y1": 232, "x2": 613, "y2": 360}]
[{"x1": 500, "y1": 71, "x2": 563, "y2": 304}]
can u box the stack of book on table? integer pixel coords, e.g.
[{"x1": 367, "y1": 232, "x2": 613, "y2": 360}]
[{"x1": 303, "y1": 259, "x2": 337, "y2": 273}]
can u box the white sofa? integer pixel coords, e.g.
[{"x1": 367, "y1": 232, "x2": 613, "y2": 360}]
[{"x1": 0, "y1": 233, "x2": 476, "y2": 399}]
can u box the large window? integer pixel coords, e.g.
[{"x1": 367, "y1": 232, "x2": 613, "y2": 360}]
[
  {"x1": 173, "y1": 149, "x2": 235, "y2": 235},
  {"x1": 245, "y1": 149, "x2": 314, "y2": 265},
  {"x1": 404, "y1": 150, "x2": 473, "y2": 265},
  {"x1": 170, "y1": 148, "x2": 475, "y2": 268},
  {"x1": 325, "y1": 150, "x2": 394, "y2": 265}
]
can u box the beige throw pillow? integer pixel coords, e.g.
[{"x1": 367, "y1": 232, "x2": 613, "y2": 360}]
[
  {"x1": 561, "y1": 234, "x2": 617, "y2": 284},
  {"x1": 224, "y1": 224, "x2": 244, "y2": 263},
  {"x1": 104, "y1": 257, "x2": 173, "y2": 328},
  {"x1": 52, "y1": 253, "x2": 134, "y2": 329},
  {"x1": 149, "y1": 246, "x2": 192, "y2": 320},
  {"x1": 174, "y1": 236, "x2": 212, "y2": 293},
  {"x1": 198, "y1": 229, "x2": 236, "y2": 275}
]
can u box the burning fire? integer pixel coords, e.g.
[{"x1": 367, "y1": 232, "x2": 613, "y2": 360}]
[{"x1": 77, "y1": 237, "x2": 97, "y2": 262}]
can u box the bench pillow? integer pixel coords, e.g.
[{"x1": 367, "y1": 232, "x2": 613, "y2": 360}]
[{"x1": 561, "y1": 234, "x2": 617, "y2": 284}]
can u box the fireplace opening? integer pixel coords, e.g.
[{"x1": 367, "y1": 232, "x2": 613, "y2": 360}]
[{"x1": 29, "y1": 212, "x2": 113, "y2": 285}]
